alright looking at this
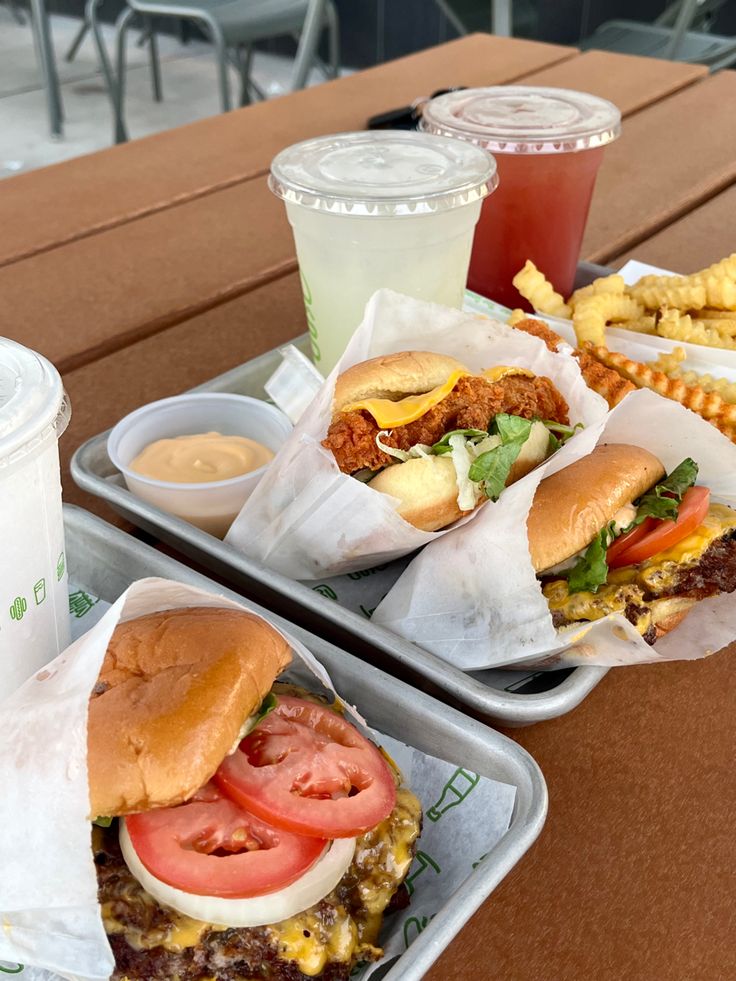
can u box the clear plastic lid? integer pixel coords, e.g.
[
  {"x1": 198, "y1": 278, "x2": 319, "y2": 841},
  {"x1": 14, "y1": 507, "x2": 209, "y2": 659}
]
[
  {"x1": 0, "y1": 337, "x2": 70, "y2": 471},
  {"x1": 421, "y1": 86, "x2": 621, "y2": 154},
  {"x1": 269, "y1": 130, "x2": 498, "y2": 216}
]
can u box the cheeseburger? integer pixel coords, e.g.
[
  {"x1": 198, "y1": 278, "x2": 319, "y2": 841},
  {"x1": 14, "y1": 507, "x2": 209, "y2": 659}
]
[
  {"x1": 89, "y1": 607, "x2": 421, "y2": 980},
  {"x1": 528, "y1": 444, "x2": 736, "y2": 642},
  {"x1": 322, "y1": 350, "x2": 572, "y2": 531}
]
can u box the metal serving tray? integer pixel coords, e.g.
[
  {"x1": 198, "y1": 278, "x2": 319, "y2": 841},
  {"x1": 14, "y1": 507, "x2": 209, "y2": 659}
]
[
  {"x1": 73, "y1": 333, "x2": 607, "y2": 727},
  {"x1": 63, "y1": 503, "x2": 547, "y2": 981}
]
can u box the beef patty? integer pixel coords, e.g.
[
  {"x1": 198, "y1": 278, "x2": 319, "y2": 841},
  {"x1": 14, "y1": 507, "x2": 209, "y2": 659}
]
[
  {"x1": 95, "y1": 786, "x2": 421, "y2": 981},
  {"x1": 549, "y1": 530, "x2": 736, "y2": 644},
  {"x1": 323, "y1": 374, "x2": 569, "y2": 475}
]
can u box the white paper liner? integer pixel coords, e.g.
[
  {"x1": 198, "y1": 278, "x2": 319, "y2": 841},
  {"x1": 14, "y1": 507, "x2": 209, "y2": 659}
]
[
  {"x1": 0, "y1": 579, "x2": 517, "y2": 981},
  {"x1": 372, "y1": 388, "x2": 736, "y2": 669},
  {"x1": 224, "y1": 289, "x2": 608, "y2": 578}
]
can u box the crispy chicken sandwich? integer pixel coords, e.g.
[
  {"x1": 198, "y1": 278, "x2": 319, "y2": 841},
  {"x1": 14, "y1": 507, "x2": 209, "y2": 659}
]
[
  {"x1": 322, "y1": 350, "x2": 573, "y2": 531},
  {"x1": 528, "y1": 444, "x2": 736, "y2": 642},
  {"x1": 89, "y1": 607, "x2": 421, "y2": 981}
]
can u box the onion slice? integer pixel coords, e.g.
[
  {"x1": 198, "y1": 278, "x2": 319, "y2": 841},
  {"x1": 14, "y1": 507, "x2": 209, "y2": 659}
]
[{"x1": 120, "y1": 820, "x2": 356, "y2": 928}]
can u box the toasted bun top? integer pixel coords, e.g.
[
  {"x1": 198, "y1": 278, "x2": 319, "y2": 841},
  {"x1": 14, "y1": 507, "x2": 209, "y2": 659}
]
[
  {"x1": 87, "y1": 607, "x2": 291, "y2": 818},
  {"x1": 528, "y1": 444, "x2": 666, "y2": 573},
  {"x1": 333, "y1": 351, "x2": 469, "y2": 415}
]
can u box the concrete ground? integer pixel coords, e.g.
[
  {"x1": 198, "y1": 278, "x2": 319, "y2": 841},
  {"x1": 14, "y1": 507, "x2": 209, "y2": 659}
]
[{"x1": 0, "y1": 8, "x2": 335, "y2": 178}]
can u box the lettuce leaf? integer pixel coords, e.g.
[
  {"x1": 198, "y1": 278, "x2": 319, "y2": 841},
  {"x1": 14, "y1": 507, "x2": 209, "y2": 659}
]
[
  {"x1": 469, "y1": 415, "x2": 533, "y2": 501},
  {"x1": 566, "y1": 522, "x2": 616, "y2": 595},
  {"x1": 630, "y1": 458, "x2": 698, "y2": 525}
]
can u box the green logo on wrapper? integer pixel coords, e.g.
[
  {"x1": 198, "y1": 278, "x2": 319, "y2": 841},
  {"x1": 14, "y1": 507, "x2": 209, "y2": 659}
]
[
  {"x1": 404, "y1": 851, "x2": 441, "y2": 896},
  {"x1": 427, "y1": 768, "x2": 480, "y2": 821},
  {"x1": 69, "y1": 589, "x2": 100, "y2": 618},
  {"x1": 0, "y1": 965, "x2": 24, "y2": 975},
  {"x1": 56, "y1": 551, "x2": 65, "y2": 581},
  {"x1": 300, "y1": 271, "x2": 321, "y2": 364},
  {"x1": 313, "y1": 584, "x2": 338, "y2": 601},
  {"x1": 9, "y1": 596, "x2": 27, "y2": 622},
  {"x1": 403, "y1": 914, "x2": 434, "y2": 949},
  {"x1": 33, "y1": 579, "x2": 46, "y2": 605}
]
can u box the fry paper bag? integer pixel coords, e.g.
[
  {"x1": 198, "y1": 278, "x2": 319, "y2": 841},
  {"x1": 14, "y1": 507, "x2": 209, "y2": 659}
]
[
  {"x1": 0, "y1": 578, "x2": 517, "y2": 981},
  {"x1": 225, "y1": 289, "x2": 608, "y2": 578},
  {"x1": 373, "y1": 389, "x2": 736, "y2": 669}
]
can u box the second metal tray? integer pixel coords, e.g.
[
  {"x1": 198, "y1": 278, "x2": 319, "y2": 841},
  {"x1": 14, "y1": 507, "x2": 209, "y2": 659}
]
[
  {"x1": 72, "y1": 335, "x2": 607, "y2": 727},
  {"x1": 64, "y1": 504, "x2": 547, "y2": 981}
]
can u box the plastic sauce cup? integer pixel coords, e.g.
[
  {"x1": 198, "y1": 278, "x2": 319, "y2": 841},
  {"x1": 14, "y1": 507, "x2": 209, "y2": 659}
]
[
  {"x1": 269, "y1": 130, "x2": 498, "y2": 373},
  {"x1": 421, "y1": 87, "x2": 621, "y2": 308},
  {"x1": 108, "y1": 393, "x2": 292, "y2": 538},
  {"x1": 0, "y1": 338, "x2": 71, "y2": 700}
]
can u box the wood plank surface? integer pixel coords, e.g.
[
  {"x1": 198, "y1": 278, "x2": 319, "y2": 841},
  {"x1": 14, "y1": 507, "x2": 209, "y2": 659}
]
[
  {"x1": 0, "y1": 179, "x2": 297, "y2": 372},
  {"x1": 518, "y1": 49, "x2": 706, "y2": 116},
  {"x1": 6, "y1": 57, "x2": 719, "y2": 372},
  {"x1": 582, "y1": 71, "x2": 736, "y2": 264},
  {"x1": 61, "y1": 272, "x2": 304, "y2": 515},
  {"x1": 425, "y1": 647, "x2": 736, "y2": 981},
  {"x1": 0, "y1": 34, "x2": 576, "y2": 268},
  {"x1": 613, "y1": 182, "x2": 736, "y2": 274}
]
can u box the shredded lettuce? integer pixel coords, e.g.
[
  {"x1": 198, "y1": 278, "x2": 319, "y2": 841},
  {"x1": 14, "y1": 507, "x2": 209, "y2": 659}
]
[
  {"x1": 376, "y1": 431, "x2": 411, "y2": 462},
  {"x1": 448, "y1": 434, "x2": 480, "y2": 511},
  {"x1": 431, "y1": 429, "x2": 489, "y2": 455},
  {"x1": 93, "y1": 816, "x2": 113, "y2": 828}
]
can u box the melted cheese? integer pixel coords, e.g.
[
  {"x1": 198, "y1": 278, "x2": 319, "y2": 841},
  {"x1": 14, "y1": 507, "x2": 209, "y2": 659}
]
[
  {"x1": 340, "y1": 370, "x2": 467, "y2": 427},
  {"x1": 102, "y1": 786, "x2": 422, "y2": 976},
  {"x1": 544, "y1": 504, "x2": 736, "y2": 633},
  {"x1": 482, "y1": 365, "x2": 534, "y2": 383}
]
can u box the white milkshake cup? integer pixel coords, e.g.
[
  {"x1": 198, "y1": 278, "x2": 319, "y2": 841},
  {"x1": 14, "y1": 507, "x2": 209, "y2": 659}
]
[
  {"x1": 269, "y1": 131, "x2": 498, "y2": 373},
  {"x1": 0, "y1": 338, "x2": 71, "y2": 700}
]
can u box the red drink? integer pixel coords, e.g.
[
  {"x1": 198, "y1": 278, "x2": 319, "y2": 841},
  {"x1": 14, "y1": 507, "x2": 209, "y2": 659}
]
[
  {"x1": 468, "y1": 147, "x2": 605, "y2": 308},
  {"x1": 421, "y1": 87, "x2": 620, "y2": 308}
]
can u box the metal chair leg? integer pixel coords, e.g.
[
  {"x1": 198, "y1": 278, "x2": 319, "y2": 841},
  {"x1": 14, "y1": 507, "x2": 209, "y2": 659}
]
[
  {"x1": 291, "y1": 0, "x2": 327, "y2": 90},
  {"x1": 325, "y1": 0, "x2": 339, "y2": 79},
  {"x1": 65, "y1": 18, "x2": 89, "y2": 61},
  {"x1": 28, "y1": 0, "x2": 63, "y2": 137},
  {"x1": 86, "y1": 0, "x2": 128, "y2": 142},
  {"x1": 200, "y1": 14, "x2": 231, "y2": 111},
  {"x1": 236, "y1": 44, "x2": 254, "y2": 106},
  {"x1": 113, "y1": 5, "x2": 135, "y2": 143},
  {"x1": 144, "y1": 15, "x2": 163, "y2": 101}
]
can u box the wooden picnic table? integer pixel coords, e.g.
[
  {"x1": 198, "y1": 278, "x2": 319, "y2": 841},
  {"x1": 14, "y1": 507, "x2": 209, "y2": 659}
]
[{"x1": 2, "y1": 33, "x2": 735, "y2": 981}]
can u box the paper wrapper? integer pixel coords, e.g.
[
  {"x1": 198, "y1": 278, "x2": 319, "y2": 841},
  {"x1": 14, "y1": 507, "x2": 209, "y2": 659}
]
[
  {"x1": 372, "y1": 388, "x2": 736, "y2": 669},
  {"x1": 224, "y1": 289, "x2": 608, "y2": 578},
  {"x1": 0, "y1": 579, "x2": 516, "y2": 981}
]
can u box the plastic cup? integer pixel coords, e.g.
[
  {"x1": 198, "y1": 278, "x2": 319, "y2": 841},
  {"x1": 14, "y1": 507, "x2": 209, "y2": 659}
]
[
  {"x1": 108, "y1": 393, "x2": 292, "y2": 538},
  {"x1": 0, "y1": 338, "x2": 71, "y2": 700},
  {"x1": 421, "y1": 87, "x2": 621, "y2": 308},
  {"x1": 269, "y1": 130, "x2": 498, "y2": 373}
]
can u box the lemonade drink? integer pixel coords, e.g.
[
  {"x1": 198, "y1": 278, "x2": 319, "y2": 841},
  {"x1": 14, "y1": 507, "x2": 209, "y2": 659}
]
[{"x1": 270, "y1": 131, "x2": 497, "y2": 373}]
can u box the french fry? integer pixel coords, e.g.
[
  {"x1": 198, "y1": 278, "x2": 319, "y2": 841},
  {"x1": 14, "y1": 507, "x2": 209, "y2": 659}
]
[
  {"x1": 512, "y1": 260, "x2": 571, "y2": 318},
  {"x1": 694, "y1": 275, "x2": 736, "y2": 310},
  {"x1": 614, "y1": 315, "x2": 657, "y2": 335},
  {"x1": 628, "y1": 281, "x2": 706, "y2": 311},
  {"x1": 585, "y1": 344, "x2": 736, "y2": 440},
  {"x1": 507, "y1": 308, "x2": 527, "y2": 327},
  {"x1": 572, "y1": 294, "x2": 643, "y2": 348},
  {"x1": 568, "y1": 274, "x2": 625, "y2": 310},
  {"x1": 649, "y1": 347, "x2": 687, "y2": 375},
  {"x1": 656, "y1": 309, "x2": 736, "y2": 350}
]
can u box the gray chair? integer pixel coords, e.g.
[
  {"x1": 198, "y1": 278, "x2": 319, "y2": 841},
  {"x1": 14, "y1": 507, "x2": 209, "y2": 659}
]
[
  {"x1": 580, "y1": 0, "x2": 736, "y2": 69},
  {"x1": 112, "y1": 0, "x2": 339, "y2": 142}
]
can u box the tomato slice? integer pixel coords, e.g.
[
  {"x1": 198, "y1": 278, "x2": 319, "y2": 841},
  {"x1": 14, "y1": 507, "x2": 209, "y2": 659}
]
[
  {"x1": 125, "y1": 783, "x2": 326, "y2": 898},
  {"x1": 215, "y1": 696, "x2": 396, "y2": 839},
  {"x1": 606, "y1": 517, "x2": 659, "y2": 566},
  {"x1": 607, "y1": 486, "x2": 711, "y2": 569}
]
